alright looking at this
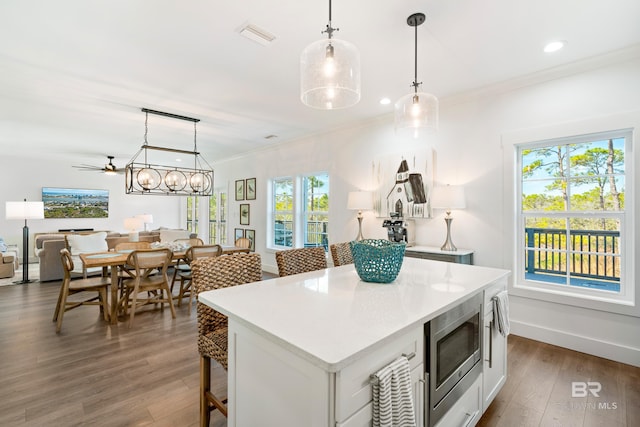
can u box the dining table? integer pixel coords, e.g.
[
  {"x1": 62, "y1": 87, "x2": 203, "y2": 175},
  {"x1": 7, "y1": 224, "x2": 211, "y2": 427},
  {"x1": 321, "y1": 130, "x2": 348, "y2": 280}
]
[{"x1": 80, "y1": 245, "x2": 251, "y2": 324}]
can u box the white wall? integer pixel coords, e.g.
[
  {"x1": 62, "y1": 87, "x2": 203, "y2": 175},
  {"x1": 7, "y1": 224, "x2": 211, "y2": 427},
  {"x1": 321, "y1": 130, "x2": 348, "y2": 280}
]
[
  {"x1": 215, "y1": 51, "x2": 640, "y2": 367},
  {"x1": 0, "y1": 156, "x2": 184, "y2": 260}
]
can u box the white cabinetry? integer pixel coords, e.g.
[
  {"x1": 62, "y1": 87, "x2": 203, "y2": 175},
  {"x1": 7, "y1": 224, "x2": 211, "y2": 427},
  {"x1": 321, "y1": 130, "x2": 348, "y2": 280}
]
[
  {"x1": 482, "y1": 279, "x2": 508, "y2": 411},
  {"x1": 433, "y1": 374, "x2": 482, "y2": 427},
  {"x1": 229, "y1": 320, "x2": 424, "y2": 427}
]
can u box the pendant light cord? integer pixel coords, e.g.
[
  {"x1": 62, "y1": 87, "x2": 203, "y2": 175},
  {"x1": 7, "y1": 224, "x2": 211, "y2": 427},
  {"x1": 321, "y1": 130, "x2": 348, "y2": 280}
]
[
  {"x1": 412, "y1": 21, "x2": 421, "y2": 94},
  {"x1": 323, "y1": 0, "x2": 337, "y2": 39}
]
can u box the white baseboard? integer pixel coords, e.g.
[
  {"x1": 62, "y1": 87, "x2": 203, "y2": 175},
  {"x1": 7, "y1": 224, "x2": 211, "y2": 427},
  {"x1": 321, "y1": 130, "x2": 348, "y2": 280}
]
[
  {"x1": 511, "y1": 320, "x2": 640, "y2": 368},
  {"x1": 262, "y1": 263, "x2": 278, "y2": 275}
]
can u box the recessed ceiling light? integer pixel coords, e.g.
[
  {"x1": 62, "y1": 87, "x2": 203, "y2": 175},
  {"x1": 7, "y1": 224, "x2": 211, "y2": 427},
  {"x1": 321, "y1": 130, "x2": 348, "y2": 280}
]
[
  {"x1": 379, "y1": 97, "x2": 391, "y2": 105},
  {"x1": 544, "y1": 40, "x2": 566, "y2": 53}
]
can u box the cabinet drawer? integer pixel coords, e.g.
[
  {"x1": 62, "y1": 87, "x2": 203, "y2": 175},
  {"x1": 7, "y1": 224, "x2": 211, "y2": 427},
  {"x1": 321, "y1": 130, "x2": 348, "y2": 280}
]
[
  {"x1": 335, "y1": 327, "x2": 423, "y2": 422},
  {"x1": 434, "y1": 374, "x2": 482, "y2": 427},
  {"x1": 337, "y1": 363, "x2": 425, "y2": 427}
]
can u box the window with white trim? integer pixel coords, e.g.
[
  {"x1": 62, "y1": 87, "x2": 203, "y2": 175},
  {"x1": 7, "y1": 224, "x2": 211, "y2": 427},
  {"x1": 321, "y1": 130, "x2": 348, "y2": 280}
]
[
  {"x1": 269, "y1": 173, "x2": 330, "y2": 250},
  {"x1": 209, "y1": 191, "x2": 227, "y2": 245},
  {"x1": 516, "y1": 129, "x2": 632, "y2": 304},
  {"x1": 186, "y1": 196, "x2": 199, "y2": 235}
]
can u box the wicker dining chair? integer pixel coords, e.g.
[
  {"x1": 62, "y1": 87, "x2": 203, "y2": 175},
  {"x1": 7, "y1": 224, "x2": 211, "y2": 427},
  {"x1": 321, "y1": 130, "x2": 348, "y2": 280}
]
[
  {"x1": 54, "y1": 249, "x2": 110, "y2": 333},
  {"x1": 174, "y1": 244, "x2": 223, "y2": 313},
  {"x1": 120, "y1": 248, "x2": 175, "y2": 328},
  {"x1": 114, "y1": 241, "x2": 152, "y2": 289},
  {"x1": 234, "y1": 237, "x2": 251, "y2": 249},
  {"x1": 174, "y1": 237, "x2": 205, "y2": 247},
  {"x1": 170, "y1": 238, "x2": 205, "y2": 289},
  {"x1": 191, "y1": 253, "x2": 262, "y2": 425},
  {"x1": 329, "y1": 242, "x2": 354, "y2": 266},
  {"x1": 275, "y1": 246, "x2": 327, "y2": 277}
]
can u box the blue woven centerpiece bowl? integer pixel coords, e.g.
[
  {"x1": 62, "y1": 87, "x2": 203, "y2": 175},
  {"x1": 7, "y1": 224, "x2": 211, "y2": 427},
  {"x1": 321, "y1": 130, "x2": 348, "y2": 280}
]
[{"x1": 350, "y1": 239, "x2": 406, "y2": 283}]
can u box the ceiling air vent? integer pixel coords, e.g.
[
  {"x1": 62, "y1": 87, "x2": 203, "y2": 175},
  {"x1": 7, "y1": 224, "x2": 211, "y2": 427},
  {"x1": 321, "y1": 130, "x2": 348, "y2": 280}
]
[{"x1": 239, "y1": 24, "x2": 276, "y2": 46}]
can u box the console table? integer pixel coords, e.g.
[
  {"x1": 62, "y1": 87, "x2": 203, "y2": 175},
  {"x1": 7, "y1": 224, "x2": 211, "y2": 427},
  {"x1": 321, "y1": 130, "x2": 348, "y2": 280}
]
[{"x1": 405, "y1": 245, "x2": 474, "y2": 265}]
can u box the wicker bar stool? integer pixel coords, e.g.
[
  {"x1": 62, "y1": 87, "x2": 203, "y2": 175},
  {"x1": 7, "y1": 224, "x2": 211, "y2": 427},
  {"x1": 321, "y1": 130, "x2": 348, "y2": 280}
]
[
  {"x1": 175, "y1": 244, "x2": 223, "y2": 313},
  {"x1": 275, "y1": 246, "x2": 327, "y2": 277},
  {"x1": 330, "y1": 242, "x2": 354, "y2": 266},
  {"x1": 191, "y1": 253, "x2": 262, "y2": 426}
]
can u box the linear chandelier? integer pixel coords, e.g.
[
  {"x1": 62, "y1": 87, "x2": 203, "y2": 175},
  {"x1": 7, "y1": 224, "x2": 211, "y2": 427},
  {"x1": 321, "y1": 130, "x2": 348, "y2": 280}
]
[{"x1": 125, "y1": 108, "x2": 214, "y2": 196}]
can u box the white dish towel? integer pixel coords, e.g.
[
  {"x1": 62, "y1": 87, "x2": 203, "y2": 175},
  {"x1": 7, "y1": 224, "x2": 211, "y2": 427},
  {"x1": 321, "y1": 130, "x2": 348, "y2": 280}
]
[
  {"x1": 371, "y1": 355, "x2": 416, "y2": 427},
  {"x1": 493, "y1": 290, "x2": 510, "y2": 337}
]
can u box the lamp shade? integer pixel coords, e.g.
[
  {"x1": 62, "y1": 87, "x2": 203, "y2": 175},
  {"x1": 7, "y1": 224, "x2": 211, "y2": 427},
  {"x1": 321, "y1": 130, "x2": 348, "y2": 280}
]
[
  {"x1": 430, "y1": 185, "x2": 466, "y2": 210},
  {"x1": 6, "y1": 201, "x2": 44, "y2": 220},
  {"x1": 394, "y1": 91, "x2": 439, "y2": 137},
  {"x1": 347, "y1": 191, "x2": 373, "y2": 211},
  {"x1": 300, "y1": 37, "x2": 361, "y2": 110},
  {"x1": 136, "y1": 213, "x2": 154, "y2": 224},
  {"x1": 123, "y1": 217, "x2": 144, "y2": 232}
]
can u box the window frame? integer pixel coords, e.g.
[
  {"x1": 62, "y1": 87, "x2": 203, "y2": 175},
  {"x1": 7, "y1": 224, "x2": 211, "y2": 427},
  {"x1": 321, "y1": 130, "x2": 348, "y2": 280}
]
[
  {"x1": 208, "y1": 189, "x2": 228, "y2": 245},
  {"x1": 269, "y1": 176, "x2": 295, "y2": 249},
  {"x1": 514, "y1": 128, "x2": 634, "y2": 307},
  {"x1": 268, "y1": 172, "x2": 330, "y2": 251}
]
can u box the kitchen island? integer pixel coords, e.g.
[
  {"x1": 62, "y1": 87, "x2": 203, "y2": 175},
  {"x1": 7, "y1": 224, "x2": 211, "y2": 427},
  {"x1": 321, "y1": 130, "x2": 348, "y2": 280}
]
[{"x1": 199, "y1": 256, "x2": 510, "y2": 427}]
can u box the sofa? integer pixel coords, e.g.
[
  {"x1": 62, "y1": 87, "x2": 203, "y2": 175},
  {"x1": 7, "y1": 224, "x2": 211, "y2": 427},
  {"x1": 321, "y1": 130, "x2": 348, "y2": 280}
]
[
  {"x1": 35, "y1": 232, "x2": 109, "y2": 282},
  {"x1": 0, "y1": 253, "x2": 16, "y2": 279},
  {"x1": 35, "y1": 229, "x2": 196, "y2": 282}
]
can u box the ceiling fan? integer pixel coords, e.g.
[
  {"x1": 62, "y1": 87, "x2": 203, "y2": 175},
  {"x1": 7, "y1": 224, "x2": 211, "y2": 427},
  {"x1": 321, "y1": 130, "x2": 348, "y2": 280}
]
[{"x1": 73, "y1": 156, "x2": 124, "y2": 175}]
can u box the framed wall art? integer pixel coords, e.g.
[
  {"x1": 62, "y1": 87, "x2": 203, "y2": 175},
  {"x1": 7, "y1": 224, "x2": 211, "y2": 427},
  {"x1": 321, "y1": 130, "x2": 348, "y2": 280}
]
[
  {"x1": 246, "y1": 178, "x2": 256, "y2": 200},
  {"x1": 235, "y1": 179, "x2": 245, "y2": 201},
  {"x1": 372, "y1": 149, "x2": 434, "y2": 219},
  {"x1": 245, "y1": 229, "x2": 255, "y2": 252},
  {"x1": 42, "y1": 187, "x2": 109, "y2": 218},
  {"x1": 240, "y1": 203, "x2": 250, "y2": 225},
  {"x1": 234, "y1": 228, "x2": 244, "y2": 241}
]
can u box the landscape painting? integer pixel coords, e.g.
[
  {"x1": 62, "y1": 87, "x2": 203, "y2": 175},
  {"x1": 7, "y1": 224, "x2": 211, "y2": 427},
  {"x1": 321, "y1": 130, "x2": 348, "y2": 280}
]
[{"x1": 42, "y1": 187, "x2": 109, "y2": 218}]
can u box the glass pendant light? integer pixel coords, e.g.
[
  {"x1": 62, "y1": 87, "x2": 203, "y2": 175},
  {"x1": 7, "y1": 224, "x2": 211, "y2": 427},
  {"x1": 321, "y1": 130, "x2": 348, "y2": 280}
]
[
  {"x1": 300, "y1": 0, "x2": 360, "y2": 109},
  {"x1": 395, "y1": 13, "x2": 438, "y2": 137}
]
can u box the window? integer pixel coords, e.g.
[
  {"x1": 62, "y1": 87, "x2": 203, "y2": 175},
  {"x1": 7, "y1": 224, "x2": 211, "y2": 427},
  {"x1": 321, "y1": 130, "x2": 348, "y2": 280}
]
[
  {"x1": 303, "y1": 173, "x2": 329, "y2": 249},
  {"x1": 186, "y1": 196, "x2": 199, "y2": 235},
  {"x1": 516, "y1": 129, "x2": 632, "y2": 304},
  {"x1": 209, "y1": 191, "x2": 228, "y2": 245},
  {"x1": 269, "y1": 173, "x2": 330, "y2": 250},
  {"x1": 272, "y1": 177, "x2": 294, "y2": 248}
]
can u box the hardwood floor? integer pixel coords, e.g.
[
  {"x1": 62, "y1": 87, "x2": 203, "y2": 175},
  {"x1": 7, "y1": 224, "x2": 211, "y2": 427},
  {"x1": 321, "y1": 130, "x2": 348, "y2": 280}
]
[
  {"x1": 478, "y1": 335, "x2": 640, "y2": 427},
  {"x1": 0, "y1": 279, "x2": 638, "y2": 426}
]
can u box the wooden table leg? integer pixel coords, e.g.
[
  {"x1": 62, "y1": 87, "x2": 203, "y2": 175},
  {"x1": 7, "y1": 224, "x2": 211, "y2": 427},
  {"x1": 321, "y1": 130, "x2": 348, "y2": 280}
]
[{"x1": 110, "y1": 265, "x2": 119, "y2": 324}]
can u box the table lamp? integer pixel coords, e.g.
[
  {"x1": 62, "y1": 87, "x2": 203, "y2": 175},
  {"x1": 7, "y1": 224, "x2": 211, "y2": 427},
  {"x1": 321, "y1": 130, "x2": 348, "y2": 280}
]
[
  {"x1": 5, "y1": 199, "x2": 44, "y2": 283},
  {"x1": 430, "y1": 185, "x2": 466, "y2": 251},
  {"x1": 124, "y1": 217, "x2": 144, "y2": 242},
  {"x1": 347, "y1": 191, "x2": 373, "y2": 241},
  {"x1": 136, "y1": 213, "x2": 154, "y2": 232}
]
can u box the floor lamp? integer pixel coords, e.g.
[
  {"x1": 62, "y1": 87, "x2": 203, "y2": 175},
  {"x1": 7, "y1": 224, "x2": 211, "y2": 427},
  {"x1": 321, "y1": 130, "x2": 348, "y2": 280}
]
[{"x1": 6, "y1": 199, "x2": 45, "y2": 284}]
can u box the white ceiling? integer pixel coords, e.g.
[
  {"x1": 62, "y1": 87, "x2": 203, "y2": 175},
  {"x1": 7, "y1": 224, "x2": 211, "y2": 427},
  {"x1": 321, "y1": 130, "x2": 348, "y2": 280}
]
[{"x1": 1, "y1": 0, "x2": 640, "y2": 170}]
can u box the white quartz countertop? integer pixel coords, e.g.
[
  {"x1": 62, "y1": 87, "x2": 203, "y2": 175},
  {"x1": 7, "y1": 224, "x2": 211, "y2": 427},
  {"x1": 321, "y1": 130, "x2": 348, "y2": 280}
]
[{"x1": 198, "y1": 257, "x2": 510, "y2": 372}]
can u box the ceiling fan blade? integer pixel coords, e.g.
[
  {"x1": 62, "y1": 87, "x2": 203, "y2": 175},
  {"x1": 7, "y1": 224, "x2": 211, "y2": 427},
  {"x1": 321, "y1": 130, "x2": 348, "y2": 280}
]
[
  {"x1": 72, "y1": 156, "x2": 124, "y2": 174},
  {"x1": 72, "y1": 165, "x2": 103, "y2": 171}
]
